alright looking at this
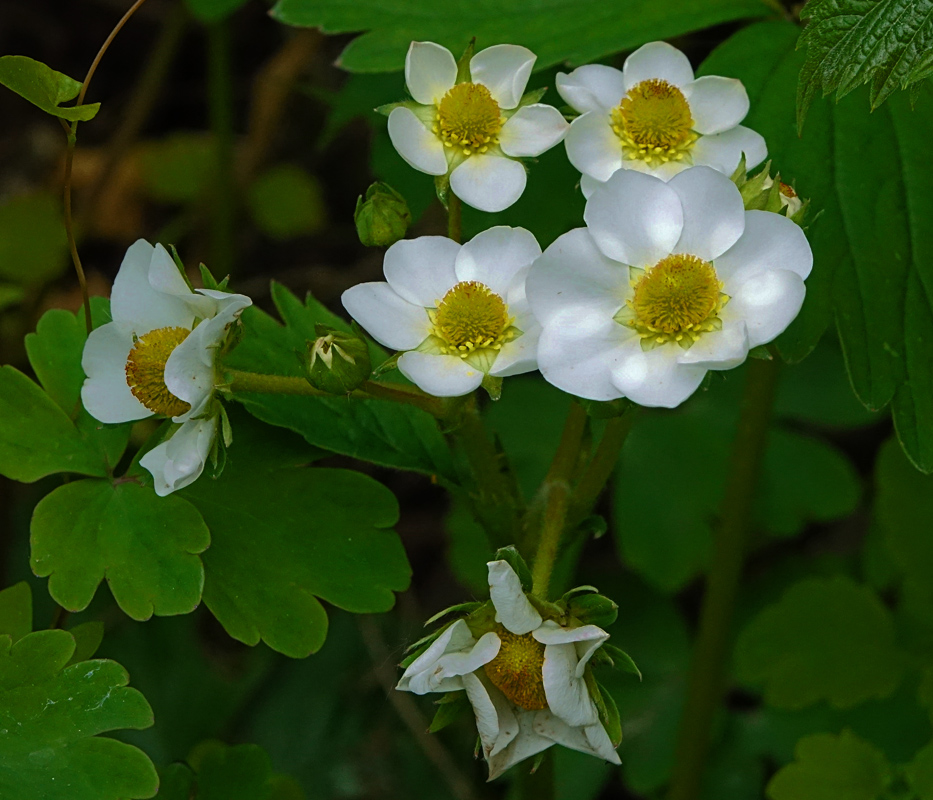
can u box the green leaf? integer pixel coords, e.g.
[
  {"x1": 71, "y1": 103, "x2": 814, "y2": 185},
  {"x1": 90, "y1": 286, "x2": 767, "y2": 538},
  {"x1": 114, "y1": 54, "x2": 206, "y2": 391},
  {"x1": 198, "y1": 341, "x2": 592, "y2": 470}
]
[
  {"x1": 700, "y1": 22, "x2": 933, "y2": 471},
  {"x1": 66, "y1": 622, "x2": 105, "y2": 665},
  {"x1": 183, "y1": 0, "x2": 251, "y2": 22},
  {"x1": 30, "y1": 479, "x2": 210, "y2": 620},
  {"x1": 247, "y1": 164, "x2": 327, "y2": 240},
  {"x1": 766, "y1": 730, "x2": 890, "y2": 800},
  {"x1": 908, "y1": 741, "x2": 933, "y2": 800},
  {"x1": 0, "y1": 192, "x2": 69, "y2": 286},
  {"x1": 269, "y1": 0, "x2": 770, "y2": 73},
  {"x1": 137, "y1": 133, "x2": 214, "y2": 203},
  {"x1": 0, "y1": 55, "x2": 100, "y2": 121},
  {"x1": 875, "y1": 436, "x2": 933, "y2": 589},
  {"x1": 0, "y1": 582, "x2": 31, "y2": 643},
  {"x1": 0, "y1": 629, "x2": 158, "y2": 800},
  {"x1": 227, "y1": 282, "x2": 454, "y2": 480},
  {"x1": 735, "y1": 576, "x2": 904, "y2": 710},
  {"x1": 797, "y1": 0, "x2": 933, "y2": 126},
  {"x1": 182, "y1": 417, "x2": 411, "y2": 657}
]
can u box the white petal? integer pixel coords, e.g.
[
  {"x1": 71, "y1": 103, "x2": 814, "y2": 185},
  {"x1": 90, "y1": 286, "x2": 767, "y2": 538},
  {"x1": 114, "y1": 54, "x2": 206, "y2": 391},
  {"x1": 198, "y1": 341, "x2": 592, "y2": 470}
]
[
  {"x1": 526, "y1": 228, "x2": 629, "y2": 326},
  {"x1": 667, "y1": 166, "x2": 746, "y2": 260},
  {"x1": 397, "y1": 351, "x2": 483, "y2": 396},
  {"x1": 715, "y1": 210, "x2": 813, "y2": 287},
  {"x1": 580, "y1": 173, "x2": 603, "y2": 199},
  {"x1": 532, "y1": 709, "x2": 617, "y2": 762},
  {"x1": 564, "y1": 112, "x2": 622, "y2": 182},
  {"x1": 489, "y1": 313, "x2": 540, "y2": 377},
  {"x1": 556, "y1": 65, "x2": 626, "y2": 113},
  {"x1": 725, "y1": 269, "x2": 806, "y2": 348},
  {"x1": 470, "y1": 44, "x2": 535, "y2": 109},
  {"x1": 610, "y1": 339, "x2": 707, "y2": 408},
  {"x1": 534, "y1": 619, "x2": 609, "y2": 676},
  {"x1": 456, "y1": 226, "x2": 540, "y2": 296},
  {"x1": 463, "y1": 672, "x2": 523, "y2": 760},
  {"x1": 676, "y1": 320, "x2": 749, "y2": 370},
  {"x1": 398, "y1": 619, "x2": 476, "y2": 688},
  {"x1": 692, "y1": 125, "x2": 767, "y2": 174},
  {"x1": 683, "y1": 76, "x2": 750, "y2": 135},
  {"x1": 487, "y1": 559, "x2": 541, "y2": 635},
  {"x1": 110, "y1": 239, "x2": 195, "y2": 330},
  {"x1": 162, "y1": 329, "x2": 213, "y2": 421},
  {"x1": 407, "y1": 632, "x2": 501, "y2": 694},
  {"x1": 623, "y1": 41, "x2": 695, "y2": 90},
  {"x1": 584, "y1": 721, "x2": 623, "y2": 764},
  {"x1": 387, "y1": 107, "x2": 448, "y2": 176},
  {"x1": 148, "y1": 243, "x2": 193, "y2": 298},
  {"x1": 584, "y1": 169, "x2": 683, "y2": 266},
  {"x1": 542, "y1": 642, "x2": 599, "y2": 727},
  {"x1": 80, "y1": 322, "x2": 151, "y2": 423},
  {"x1": 405, "y1": 41, "x2": 457, "y2": 105},
  {"x1": 342, "y1": 283, "x2": 431, "y2": 351},
  {"x1": 384, "y1": 236, "x2": 460, "y2": 307},
  {"x1": 499, "y1": 104, "x2": 568, "y2": 157},
  {"x1": 536, "y1": 309, "x2": 632, "y2": 401},
  {"x1": 141, "y1": 417, "x2": 216, "y2": 496},
  {"x1": 488, "y1": 710, "x2": 554, "y2": 780},
  {"x1": 450, "y1": 155, "x2": 526, "y2": 213}
]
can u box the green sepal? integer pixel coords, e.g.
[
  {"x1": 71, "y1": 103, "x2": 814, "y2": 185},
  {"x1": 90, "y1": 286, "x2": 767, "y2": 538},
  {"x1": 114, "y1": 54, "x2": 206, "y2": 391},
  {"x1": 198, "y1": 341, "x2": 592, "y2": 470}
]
[
  {"x1": 455, "y1": 40, "x2": 476, "y2": 84},
  {"x1": 199, "y1": 261, "x2": 230, "y2": 292},
  {"x1": 167, "y1": 244, "x2": 195, "y2": 290},
  {"x1": 354, "y1": 181, "x2": 411, "y2": 247},
  {"x1": 424, "y1": 601, "x2": 484, "y2": 628},
  {"x1": 515, "y1": 86, "x2": 548, "y2": 110},
  {"x1": 790, "y1": 196, "x2": 811, "y2": 226},
  {"x1": 400, "y1": 641, "x2": 432, "y2": 669},
  {"x1": 493, "y1": 545, "x2": 533, "y2": 592},
  {"x1": 482, "y1": 374, "x2": 503, "y2": 401},
  {"x1": 207, "y1": 405, "x2": 232, "y2": 480},
  {"x1": 578, "y1": 397, "x2": 633, "y2": 419},
  {"x1": 302, "y1": 324, "x2": 372, "y2": 394},
  {"x1": 602, "y1": 643, "x2": 642, "y2": 681},
  {"x1": 464, "y1": 602, "x2": 497, "y2": 637},
  {"x1": 566, "y1": 593, "x2": 618, "y2": 628},
  {"x1": 561, "y1": 585, "x2": 599, "y2": 600},
  {"x1": 574, "y1": 514, "x2": 608, "y2": 540},
  {"x1": 434, "y1": 173, "x2": 451, "y2": 210},
  {"x1": 529, "y1": 751, "x2": 548, "y2": 773},
  {"x1": 748, "y1": 345, "x2": 773, "y2": 360},
  {"x1": 429, "y1": 690, "x2": 472, "y2": 732},
  {"x1": 595, "y1": 679, "x2": 623, "y2": 747},
  {"x1": 371, "y1": 351, "x2": 401, "y2": 377},
  {"x1": 763, "y1": 174, "x2": 784, "y2": 213},
  {"x1": 374, "y1": 100, "x2": 415, "y2": 117}
]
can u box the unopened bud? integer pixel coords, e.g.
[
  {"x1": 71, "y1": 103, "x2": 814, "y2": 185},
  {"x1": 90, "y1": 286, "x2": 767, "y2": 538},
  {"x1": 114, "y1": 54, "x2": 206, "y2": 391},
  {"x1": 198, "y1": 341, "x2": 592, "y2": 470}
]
[
  {"x1": 302, "y1": 324, "x2": 371, "y2": 394},
  {"x1": 354, "y1": 182, "x2": 411, "y2": 247}
]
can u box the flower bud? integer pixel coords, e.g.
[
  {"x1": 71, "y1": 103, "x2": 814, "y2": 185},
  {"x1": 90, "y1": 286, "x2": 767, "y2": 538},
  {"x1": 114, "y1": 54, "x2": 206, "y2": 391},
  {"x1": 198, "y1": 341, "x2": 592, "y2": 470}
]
[
  {"x1": 354, "y1": 182, "x2": 411, "y2": 247},
  {"x1": 302, "y1": 324, "x2": 371, "y2": 394}
]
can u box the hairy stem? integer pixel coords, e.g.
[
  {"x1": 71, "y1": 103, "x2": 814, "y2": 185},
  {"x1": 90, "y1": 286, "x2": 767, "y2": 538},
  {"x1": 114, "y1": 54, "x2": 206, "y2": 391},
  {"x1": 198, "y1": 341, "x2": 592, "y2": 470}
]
[
  {"x1": 447, "y1": 193, "x2": 462, "y2": 243},
  {"x1": 667, "y1": 357, "x2": 781, "y2": 800},
  {"x1": 530, "y1": 403, "x2": 588, "y2": 598},
  {"x1": 206, "y1": 20, "x2": 236, "y2": 276}
]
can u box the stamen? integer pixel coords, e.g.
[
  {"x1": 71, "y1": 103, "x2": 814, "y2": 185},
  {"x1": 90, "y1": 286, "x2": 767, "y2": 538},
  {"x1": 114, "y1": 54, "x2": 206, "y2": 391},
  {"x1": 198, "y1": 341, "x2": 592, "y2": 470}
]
[
  {"x1": 435, "y1": 83, "x2": 503, "y2": 157},
  {"x1": 610, "y1": 79, "x2": 698, "y2": 167},
  {"x1": 483, "y1": 627, "x2": 548, "y2": 711},
  {"x1": 125, "y1": 326, "x2": 191, "y2": 416},
  {"x1": 428, "y1": 281, "x2": 517, "y2": 359}
]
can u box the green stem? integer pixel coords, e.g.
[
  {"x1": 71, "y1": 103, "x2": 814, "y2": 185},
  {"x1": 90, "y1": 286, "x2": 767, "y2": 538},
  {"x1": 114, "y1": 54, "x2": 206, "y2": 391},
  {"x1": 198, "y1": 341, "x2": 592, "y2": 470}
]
[
  {"x1": 447, "y1": 193, "x2": 462, "y2": 243},
  {"x1": 667, "y1": 357, "x2": 781, "y2": 800},
  {"x1": 530, "y1": 403, "x2": 588, "y2": 598},
  {"x1": 206, "y1": 20, "x2": 236, "y2": 276}
]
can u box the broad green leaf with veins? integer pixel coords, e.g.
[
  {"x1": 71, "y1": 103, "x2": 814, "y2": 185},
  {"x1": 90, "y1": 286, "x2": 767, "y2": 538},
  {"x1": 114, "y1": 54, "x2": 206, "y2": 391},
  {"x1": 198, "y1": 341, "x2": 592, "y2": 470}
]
[
  {"x1": 797, "y1": 0, "x2": 933, "y2": 126},
  {"x1": 269, "y1": 0, "x2": 771, "y2": 73},
  {"x1": 0, "y1": 628, "x2": 157, "y2": 800},
  {"x1": 701, "y1": 22, "x2": 933, "y2": 472}
]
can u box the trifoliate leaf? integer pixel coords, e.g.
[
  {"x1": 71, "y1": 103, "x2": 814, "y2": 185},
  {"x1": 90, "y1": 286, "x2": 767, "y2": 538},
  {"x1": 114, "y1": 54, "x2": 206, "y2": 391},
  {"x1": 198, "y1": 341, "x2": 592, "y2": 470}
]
[
  {"x1": 0, "y1": 629, "x2": 158, "y2": 800},
  {"x1": 30, "y1": 479, "x2": 210, "y2": 620},
  {"x1": 735, "y1": 576, "x2": 904, "y2": 710},
  {"x1": 797, "y1": 0, "x2": 933, "y2": 127},
  {"x1": 248, "y1": 164, "x2": 326, "y2": 240},
  {"x1": 766, "y1": 730, "x2": 890, "y2": 800},
  {"x1": 0, "y1": 582, "x2": 31, "y2": 643},
  {"x1": 182, "y1": 416, "x2": 411, "y2": 658},
  {"x1": 908, "y1": 741, "x2": 933, "y2": 800},
  {"x1": 701, "y1": 22, "x2": 933, "y2": 471},
  {"x1": 269, "y1": 0, "x2": 769, "y2": 73},
  {"x1": 0, "y1": 55, "x2": 100, "y2": 121},
  {"x1": 0, "y1": 192, "x2": 69, "y2": 286},
  {"x1": 227, "y1": 282, "x2": 454, "y2": 480}
]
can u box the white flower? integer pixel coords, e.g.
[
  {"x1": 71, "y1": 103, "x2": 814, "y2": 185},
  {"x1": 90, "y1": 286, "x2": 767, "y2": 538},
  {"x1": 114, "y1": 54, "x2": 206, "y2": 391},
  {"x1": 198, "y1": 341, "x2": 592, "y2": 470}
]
[
  {"x1": 397, "y1": 560, "x2": 621, "y2": 780},
  {"x1": 387, "y1": 41, "x2": 569, "y2": 212},
  {"x1": 557, "y1": 41, "x2": 766, "y2": 193},
  {"x1": 527, "y1": 166, "x2": 812, "y2": 408},
  {"x1": 81, "y1": 239, "x2": 251, "y2": 495},
  {"x1": 341, "y1": 227, "x2": 541, "y2": 397}
]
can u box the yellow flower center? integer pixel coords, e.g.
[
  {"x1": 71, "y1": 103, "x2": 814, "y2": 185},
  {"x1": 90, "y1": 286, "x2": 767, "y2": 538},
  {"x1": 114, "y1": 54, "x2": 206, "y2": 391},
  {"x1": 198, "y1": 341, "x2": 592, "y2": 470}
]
[
  {"x1": 779, "y1": 181, "x2": 797, "y2": 199},
  {"x1": 484, "y1": 628, "x2": 548, "y2": 711},
  {"x1": 616, "y1": 254, "x2": 729, "y2": 350},
  {"x1": 610, "y1": 79, "x2": 698, "y2": 167},
  {"x1": 434, "y1": 83, "x2": 504, "y2": 156},
  {"x1": 125, "y1": 326, "x2": 191, "y2": 416},
  {"x1": 428, "y1": 281, "x2": 517, "y2": 358}
]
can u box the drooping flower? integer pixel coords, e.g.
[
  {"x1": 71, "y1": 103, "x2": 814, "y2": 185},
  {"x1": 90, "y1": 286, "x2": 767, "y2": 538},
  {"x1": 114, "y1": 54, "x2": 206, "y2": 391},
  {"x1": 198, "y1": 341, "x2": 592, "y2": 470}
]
[
  {"x1": 341, "y1": 227, "x2": 541, "y2": 397},
  {"x1": 527, "y1": 166, "x2": 812, "y2": 408},
  {"x1": 557, "y1": 41, "x2": 766, "y2": 193},
  {"x1": 81, "y1": 239, "x2": 251, "y2": 495},
  {"x1": 386, "y1": 41, "x2": 569, "y2": 212},
  {"x1": 397, "y1": 560, "x2": 621, "y2": 779}
]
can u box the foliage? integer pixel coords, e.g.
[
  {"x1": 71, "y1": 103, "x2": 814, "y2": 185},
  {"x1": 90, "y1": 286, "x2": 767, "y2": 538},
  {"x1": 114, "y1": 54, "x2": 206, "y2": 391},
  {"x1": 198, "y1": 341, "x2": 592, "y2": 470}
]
[{"x1": 0, "y1": 55, "x2": 99, "y2": 121}]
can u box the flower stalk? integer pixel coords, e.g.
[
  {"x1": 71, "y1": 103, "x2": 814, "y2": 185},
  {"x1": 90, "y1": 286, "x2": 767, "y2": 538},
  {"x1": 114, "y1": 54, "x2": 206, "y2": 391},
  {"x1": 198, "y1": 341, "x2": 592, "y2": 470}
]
[
  {"x1": 447, "y1": 192, "x2": 462, "y2": 243},
  {"x1": 667, "y1": 356, "x2": 782, "y2": 800}
]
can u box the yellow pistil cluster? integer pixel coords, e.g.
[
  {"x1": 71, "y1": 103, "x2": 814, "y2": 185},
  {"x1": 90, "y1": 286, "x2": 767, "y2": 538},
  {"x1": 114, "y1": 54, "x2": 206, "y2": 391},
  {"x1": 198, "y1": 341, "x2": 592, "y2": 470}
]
[
  {"x1": 434, "y1": 83, "x2": 504, "y2": 156},
  {"x1": 611, "y1": 79, "x2": 698, "y2": 167},
  {"x1": 484, "y1": 627, "x2": 549, "y2": 711},
  {"x1": 429, "y1": 281, "x2": 517, "y2": 358},
  {"x1": 125, "y1": 326, "x2": 192, "y2": 416},
  {"x1": 616, "y1": 254, "x2": 728, "y2": 350}
]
